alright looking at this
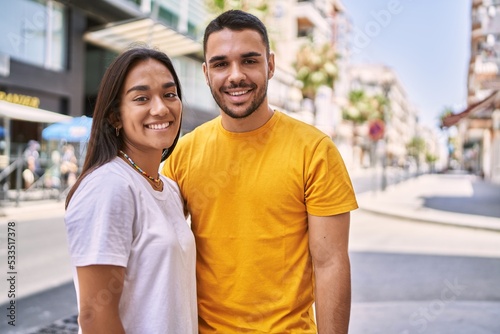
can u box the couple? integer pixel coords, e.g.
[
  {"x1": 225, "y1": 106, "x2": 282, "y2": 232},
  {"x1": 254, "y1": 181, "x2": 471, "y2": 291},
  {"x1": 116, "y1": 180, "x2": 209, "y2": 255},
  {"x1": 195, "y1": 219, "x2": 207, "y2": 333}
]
[{"x1": 65, "y1": 9, "x2": 358, "y2": 334}]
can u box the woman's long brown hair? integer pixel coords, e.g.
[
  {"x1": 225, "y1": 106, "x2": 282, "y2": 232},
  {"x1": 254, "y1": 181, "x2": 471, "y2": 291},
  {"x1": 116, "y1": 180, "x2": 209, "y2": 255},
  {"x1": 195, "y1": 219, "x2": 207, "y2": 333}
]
[{"x1": 65, "y1": 47, "x2": 183, "y2": 209}]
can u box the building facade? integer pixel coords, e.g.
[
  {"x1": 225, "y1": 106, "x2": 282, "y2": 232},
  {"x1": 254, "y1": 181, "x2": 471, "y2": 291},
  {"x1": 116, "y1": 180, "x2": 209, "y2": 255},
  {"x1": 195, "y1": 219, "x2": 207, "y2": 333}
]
[
  {"x1": 344, "y1": 64, "x2": 419, "y2": 170},
  {"x1": 0, "y1": 0, "x2": 218, "y2": 156},
  {"x1": 443, "y1": 0, "x2": 500, "y2": 183},
  {"x1": 0, "y1": 0, "x2": 356, "y2": 192}
]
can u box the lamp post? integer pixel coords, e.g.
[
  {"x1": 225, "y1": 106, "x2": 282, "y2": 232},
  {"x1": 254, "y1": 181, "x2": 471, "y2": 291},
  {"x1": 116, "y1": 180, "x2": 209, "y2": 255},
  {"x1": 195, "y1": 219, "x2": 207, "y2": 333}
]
[{"x1": 380, "y1": 71, "x2": 392, "y2": 191}]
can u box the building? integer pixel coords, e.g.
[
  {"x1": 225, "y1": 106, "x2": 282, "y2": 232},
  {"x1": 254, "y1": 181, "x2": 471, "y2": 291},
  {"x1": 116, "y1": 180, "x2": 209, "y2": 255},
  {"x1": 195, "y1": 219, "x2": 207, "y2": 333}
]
[
  {"x1": 442, "y1": 0, "x2": 500, "y2": 183},
  {"x1": 242, "y1": 0, "x2": 348, "y2": 137},
  {"x1": 343, "y1": 64, "x2": 419, "y2": 170},
  {"x1": 0, "y1": 0, "x2": 353, "y2": 193},
  {"x1": 0, "y1": 0, "x2": 216, "y2": 193}
]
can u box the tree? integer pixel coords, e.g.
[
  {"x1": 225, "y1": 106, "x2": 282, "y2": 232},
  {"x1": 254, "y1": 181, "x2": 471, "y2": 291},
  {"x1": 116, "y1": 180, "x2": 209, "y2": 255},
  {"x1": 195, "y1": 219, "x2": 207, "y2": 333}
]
[
  {"x1": 294, "y1": 42, "x2": 338, "y2": 101},
  {"x1": 205, "y1": 0, "x2": 269, "y2": 21},
  {"x1": 341, "y1": 89, "x2": 389, "y2": 168},
  {"x1": 342, "y1": 89, "x2": 388, "y2": 124},
  {"x1": 439, "y1": 106, "x2": 456, "y2": 170},
  {"x1": 438, "y1": 106, "x2": 454, "y2": 129},
  {"x1": 406, "y1": 136, "x2": 426, "y2": 175}
]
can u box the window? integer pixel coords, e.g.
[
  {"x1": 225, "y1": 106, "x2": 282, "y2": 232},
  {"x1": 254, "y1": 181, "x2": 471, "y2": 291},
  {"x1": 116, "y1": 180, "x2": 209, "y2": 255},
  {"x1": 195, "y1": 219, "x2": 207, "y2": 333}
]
[
  {"x1": 0, "y1": 0, "x2": 67, "y2": 71},
  {"x1": 172, "y1": 57, "x2": 216, "y2": 113}
]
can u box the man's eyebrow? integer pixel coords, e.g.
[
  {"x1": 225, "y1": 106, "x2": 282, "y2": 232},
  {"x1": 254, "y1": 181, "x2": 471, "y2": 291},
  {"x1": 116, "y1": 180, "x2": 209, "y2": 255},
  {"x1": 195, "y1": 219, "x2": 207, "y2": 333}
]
[
  {"x1": 207, "y1": 55, "x2": 227, "y2": 64},
  {"x1": 207, "y1": 52, "x2": 263, "y2": 64},
  {"x1": 126, "y1": 82, "x2": 176, "y2": 94},
  {"x1": 242, "y1": 51, "x2": 262, "y2": 58}
]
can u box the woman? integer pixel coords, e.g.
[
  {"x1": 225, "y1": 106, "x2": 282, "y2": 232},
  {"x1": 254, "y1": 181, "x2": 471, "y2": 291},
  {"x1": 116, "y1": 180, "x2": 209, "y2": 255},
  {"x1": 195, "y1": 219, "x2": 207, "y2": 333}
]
[{"x1": 65, "y1": 47, "x2": 197, "y2": 333}]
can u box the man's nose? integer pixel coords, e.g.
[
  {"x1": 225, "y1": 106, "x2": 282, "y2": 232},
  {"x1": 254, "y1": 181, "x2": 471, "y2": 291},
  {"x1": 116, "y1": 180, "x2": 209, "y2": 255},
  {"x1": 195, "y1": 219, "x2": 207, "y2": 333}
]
[{"x1": 228, "y1": 63, "x2": 246, "y2": 83}]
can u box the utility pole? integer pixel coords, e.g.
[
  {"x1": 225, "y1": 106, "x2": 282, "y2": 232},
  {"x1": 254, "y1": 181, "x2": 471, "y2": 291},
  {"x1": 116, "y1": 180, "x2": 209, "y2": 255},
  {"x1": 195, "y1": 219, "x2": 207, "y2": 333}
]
[{"x1": 381, "y1": 71, "x2": 392, "y2": 191}]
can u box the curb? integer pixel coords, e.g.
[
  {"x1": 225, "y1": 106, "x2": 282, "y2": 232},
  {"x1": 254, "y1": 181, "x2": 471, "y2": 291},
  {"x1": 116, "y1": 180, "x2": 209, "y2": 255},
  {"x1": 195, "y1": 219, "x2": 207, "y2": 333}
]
[{"x1": 357, "y1": 191, "x2": 500, "y2": 233}]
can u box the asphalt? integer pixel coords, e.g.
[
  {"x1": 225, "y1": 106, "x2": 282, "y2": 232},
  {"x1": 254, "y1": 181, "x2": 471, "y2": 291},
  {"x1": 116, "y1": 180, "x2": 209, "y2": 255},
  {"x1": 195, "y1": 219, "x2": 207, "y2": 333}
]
[{"x1": 2, "y1": 171, "x2": 499, "y2": 333}]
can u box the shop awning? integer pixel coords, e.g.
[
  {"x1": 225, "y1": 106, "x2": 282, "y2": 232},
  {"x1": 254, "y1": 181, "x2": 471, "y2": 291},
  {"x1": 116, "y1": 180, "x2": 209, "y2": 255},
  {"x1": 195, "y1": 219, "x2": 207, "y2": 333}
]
[
  {"x1": 84, "y1": 17, "x2": 202, "y2": 57},
  {"x1": 0, "y1": 100, "x2": 72, "y2": 123},
  {"x1": 441, "y1": 91, "x2": 498, "y2": 128}
]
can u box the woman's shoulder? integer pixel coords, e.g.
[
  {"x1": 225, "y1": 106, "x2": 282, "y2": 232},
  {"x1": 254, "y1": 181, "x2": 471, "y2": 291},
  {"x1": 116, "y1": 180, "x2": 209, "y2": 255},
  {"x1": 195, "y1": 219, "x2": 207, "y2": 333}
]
[
  {"x1": 162, "y1": 176, "x2": 182, "y2": 198},
  {"x1": 79, "y1": 159, "x2": 135, "y2": 192}
]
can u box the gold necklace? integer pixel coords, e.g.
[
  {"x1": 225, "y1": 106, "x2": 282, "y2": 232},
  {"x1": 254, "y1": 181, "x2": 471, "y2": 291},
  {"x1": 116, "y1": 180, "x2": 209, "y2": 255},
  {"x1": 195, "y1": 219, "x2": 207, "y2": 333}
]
[{"x1": 119, "y1": 150, "x2": 163, "y2": 191}]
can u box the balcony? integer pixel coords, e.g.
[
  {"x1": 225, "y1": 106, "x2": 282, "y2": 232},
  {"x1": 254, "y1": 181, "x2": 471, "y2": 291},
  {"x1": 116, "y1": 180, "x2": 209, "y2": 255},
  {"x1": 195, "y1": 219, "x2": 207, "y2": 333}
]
[{"x1": 295, "y1": 1, "x2": 330, "y2": 38}]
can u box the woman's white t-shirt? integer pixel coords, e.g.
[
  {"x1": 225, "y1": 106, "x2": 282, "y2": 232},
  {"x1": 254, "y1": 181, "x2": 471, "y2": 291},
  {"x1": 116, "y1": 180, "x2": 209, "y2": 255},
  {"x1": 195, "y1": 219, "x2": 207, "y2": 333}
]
[{"x1": 65, "y1": 157, "x2": 197, "y2": 334}]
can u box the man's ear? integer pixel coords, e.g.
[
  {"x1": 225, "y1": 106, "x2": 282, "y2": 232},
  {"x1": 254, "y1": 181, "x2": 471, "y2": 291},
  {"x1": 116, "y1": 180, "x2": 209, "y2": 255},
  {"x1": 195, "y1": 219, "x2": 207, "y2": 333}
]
[
  {"x1": 202, "y1": 62, "x2": 209, "y2": 85},
  {"x1": 267, "y1": 52, "x2": 275, "y2": 80}
]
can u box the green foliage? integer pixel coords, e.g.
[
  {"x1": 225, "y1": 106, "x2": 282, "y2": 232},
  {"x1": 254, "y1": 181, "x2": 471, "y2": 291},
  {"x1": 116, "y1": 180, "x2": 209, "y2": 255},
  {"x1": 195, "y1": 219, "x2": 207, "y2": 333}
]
[
  {"x1": 439, "y1": 106, "x2": 454, "y2": 129},
  {"x1": 294, "y1": 42, "x2": 338, "y2": 100},
  {"x1": 342, "y1": 90, "x2": 388, "y2": 124},
  {"x1": 406, "y1": 137, "x2": 426, "y2": 158},
  {"x1": 426, "y1": 153, "x2": 438, "y2": 163},
  {"x1": 205, "y1": 0, "x2": 268, "y2": 18},
  {"x1": 204, "y1": 0, "x2": 273, "y2": 49}
]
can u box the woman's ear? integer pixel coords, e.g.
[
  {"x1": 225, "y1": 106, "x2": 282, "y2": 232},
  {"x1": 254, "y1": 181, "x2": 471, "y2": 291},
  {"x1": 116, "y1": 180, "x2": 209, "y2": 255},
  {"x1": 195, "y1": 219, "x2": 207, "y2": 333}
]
[{"x1": 108, "y1": 109, "x2": 121, "y2": 129}]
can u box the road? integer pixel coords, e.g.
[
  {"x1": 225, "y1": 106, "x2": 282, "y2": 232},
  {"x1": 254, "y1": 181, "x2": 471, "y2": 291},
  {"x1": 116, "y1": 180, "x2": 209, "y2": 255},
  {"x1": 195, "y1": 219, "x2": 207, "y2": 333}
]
[
  {"x1": 349, "y1": 209, "x2": 500, "y2": 334},
  {"x1": 0, "y1": 202, "x2": 75, "y2": 333}
]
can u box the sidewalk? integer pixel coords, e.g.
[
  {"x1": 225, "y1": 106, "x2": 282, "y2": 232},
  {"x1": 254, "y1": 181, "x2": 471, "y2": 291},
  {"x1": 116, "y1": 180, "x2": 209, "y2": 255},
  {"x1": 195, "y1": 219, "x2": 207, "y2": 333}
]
[
  {"x1": 356, "y1": 172, "x2": 500, "y2": 232},
  {"x1": 4, "y1": 171, "x2": 499, "y2": 230},
  {"x1": 0, "y1": 198, "x2": 65, "y2": 221}
]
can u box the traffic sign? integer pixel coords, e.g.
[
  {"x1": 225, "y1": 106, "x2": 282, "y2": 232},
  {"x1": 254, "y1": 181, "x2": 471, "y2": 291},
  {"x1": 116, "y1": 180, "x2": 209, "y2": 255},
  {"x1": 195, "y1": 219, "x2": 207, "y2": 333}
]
[{"x1": 368, "y1": 119, "x2": 385, "y2": 141}]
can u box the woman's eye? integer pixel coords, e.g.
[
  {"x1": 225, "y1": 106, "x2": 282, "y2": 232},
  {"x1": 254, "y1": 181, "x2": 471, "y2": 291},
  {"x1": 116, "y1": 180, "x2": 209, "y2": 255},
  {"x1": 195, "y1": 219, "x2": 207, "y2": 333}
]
[
  {"x1": 134, "y1": 96, "x2": 148, "y2": 102},
  {"x1": 165, "y1": 93, "x2": 177, "y2": 98}
]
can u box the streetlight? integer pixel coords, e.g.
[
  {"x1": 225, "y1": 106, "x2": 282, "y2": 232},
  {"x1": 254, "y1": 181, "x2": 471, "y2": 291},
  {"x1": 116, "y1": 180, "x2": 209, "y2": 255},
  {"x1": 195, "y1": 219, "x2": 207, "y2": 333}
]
[{"x1": 380, "y1": 70, "x2": 393, "y2": 191}]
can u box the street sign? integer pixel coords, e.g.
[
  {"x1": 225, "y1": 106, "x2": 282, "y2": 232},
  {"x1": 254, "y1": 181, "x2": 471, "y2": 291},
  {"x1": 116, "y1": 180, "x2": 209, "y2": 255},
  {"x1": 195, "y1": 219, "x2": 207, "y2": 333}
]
[{"x1": 369, "y1": 119, "x2": 385, "y2": 141}]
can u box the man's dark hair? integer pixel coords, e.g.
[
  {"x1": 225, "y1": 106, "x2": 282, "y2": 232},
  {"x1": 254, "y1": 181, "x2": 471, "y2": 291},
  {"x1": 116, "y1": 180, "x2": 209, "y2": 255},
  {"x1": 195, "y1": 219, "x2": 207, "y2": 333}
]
[{"x1": 203, "y1": 9, "x2": 270, "y2": 58}]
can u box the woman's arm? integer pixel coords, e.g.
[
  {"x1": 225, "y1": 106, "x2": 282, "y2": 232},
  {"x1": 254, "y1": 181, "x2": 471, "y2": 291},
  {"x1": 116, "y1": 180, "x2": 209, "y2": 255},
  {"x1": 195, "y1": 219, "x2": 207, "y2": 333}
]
[{"x1": 76, "y1": 265, "x2": 126, "y2": 334}]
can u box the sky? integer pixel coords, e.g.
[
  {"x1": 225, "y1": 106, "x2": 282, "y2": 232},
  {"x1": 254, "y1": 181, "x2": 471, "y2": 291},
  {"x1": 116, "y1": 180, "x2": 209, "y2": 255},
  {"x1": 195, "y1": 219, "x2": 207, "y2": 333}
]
[{"x1": 342, "y1": 0, "x2": 471, "y2": 130}]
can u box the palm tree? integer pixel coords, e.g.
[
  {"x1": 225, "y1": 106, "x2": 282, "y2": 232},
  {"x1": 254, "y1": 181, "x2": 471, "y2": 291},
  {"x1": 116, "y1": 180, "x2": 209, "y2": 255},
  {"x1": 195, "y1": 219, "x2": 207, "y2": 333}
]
[
  {"x1": 439, "y1": 106, "x2": 454, "y2": 129},
  {"x1": 406, "y1": 136, "x2": 426, "y2": 175},
  {"x1": 342, "y1": 89, "x2": 389, "y2": 168},
  {"x1": 439, "y1": 106, "x2": 456, "y2": 170},
  {"x1": 342, "y1": 89, "x2": 387, "y2": 123},
  {"x1": 205, "y1": 0, "x2": 269, "y2": 21},
  {"x1": 294, "y1": 42, "x2": 338, "y2": 102}
]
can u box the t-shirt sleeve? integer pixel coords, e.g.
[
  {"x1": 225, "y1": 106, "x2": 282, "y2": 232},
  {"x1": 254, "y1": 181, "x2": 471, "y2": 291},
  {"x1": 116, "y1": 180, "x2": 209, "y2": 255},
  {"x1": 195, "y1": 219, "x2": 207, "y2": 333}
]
[
  {"x1": 65, "y1": 171, "x2": 136, "y2": 267},
  {"x1": 162, "y1": 153, "x2": 176, "y2": 181},
  {"x1": 305, "y1": 137, "x2": 358, "y2": 216},
  {"x1": 162, "y1": 136, "x2": 186, "y2": 183}
]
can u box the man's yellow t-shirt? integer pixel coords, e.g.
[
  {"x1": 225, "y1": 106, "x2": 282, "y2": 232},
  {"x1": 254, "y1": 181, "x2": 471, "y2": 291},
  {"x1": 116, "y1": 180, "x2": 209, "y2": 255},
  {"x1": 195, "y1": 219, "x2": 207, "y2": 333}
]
[{"x1": 163, "y1": 111, "x2": 358, "y2": 333}]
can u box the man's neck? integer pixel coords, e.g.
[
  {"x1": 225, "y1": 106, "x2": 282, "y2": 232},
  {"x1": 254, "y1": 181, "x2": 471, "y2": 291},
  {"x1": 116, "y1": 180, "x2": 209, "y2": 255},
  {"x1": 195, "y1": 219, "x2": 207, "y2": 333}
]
[{"x1": 220, "y1": 105, "x2": 274, "y2": 133}]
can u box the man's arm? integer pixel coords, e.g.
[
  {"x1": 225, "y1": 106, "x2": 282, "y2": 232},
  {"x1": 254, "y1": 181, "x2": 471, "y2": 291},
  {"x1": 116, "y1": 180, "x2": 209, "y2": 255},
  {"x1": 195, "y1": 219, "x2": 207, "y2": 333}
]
[
  {"x1": 76, "y1": 265, "x2": 126, "y2": 334},
  {"x1": 308, "y1": 212, "x2": 351, "y2": 334}
]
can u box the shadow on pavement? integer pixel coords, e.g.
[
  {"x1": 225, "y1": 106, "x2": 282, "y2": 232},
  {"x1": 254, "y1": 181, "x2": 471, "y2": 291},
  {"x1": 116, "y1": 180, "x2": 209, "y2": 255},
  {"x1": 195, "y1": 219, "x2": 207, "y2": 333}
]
[{"x1": 422, "y1": 178, "x2": 500, "y2": 218}]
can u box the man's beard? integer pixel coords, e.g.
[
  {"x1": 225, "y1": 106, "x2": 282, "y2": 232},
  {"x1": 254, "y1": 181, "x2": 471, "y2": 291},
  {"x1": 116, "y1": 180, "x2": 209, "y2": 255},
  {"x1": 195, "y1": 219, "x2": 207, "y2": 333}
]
[{"x1": 210, "y1": 81, "x2": 268, "y2": 119}]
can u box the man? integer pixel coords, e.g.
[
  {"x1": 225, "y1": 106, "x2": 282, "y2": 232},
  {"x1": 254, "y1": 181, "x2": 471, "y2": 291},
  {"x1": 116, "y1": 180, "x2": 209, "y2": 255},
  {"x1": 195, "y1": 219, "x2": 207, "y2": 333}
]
[{"x1": 163, "y1": 9, "x2": 358, "y2": 333}]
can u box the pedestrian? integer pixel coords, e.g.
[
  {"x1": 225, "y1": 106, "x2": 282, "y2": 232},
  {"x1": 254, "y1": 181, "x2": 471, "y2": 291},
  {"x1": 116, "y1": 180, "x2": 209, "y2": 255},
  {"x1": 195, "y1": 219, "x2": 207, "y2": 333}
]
[
  {"x1": 162, "y1": 9, "x2": 358, "y2": 334},
  {"x1": 60, "y1": 144, "x2": 78, "y2": 187},
  {"x1": 22, "y1": 140, "x2": 43, "y2": 188},
  {"x1": 64, "y1": 47, "x2": 197, "y2": 334}
]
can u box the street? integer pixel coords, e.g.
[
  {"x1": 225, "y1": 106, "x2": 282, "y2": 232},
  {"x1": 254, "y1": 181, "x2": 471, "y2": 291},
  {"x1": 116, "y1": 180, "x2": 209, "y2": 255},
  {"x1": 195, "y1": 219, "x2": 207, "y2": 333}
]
[
  {"x1": 0, "y1": 202, "x2": 75, "y2": 334},
  {"x1": 1, "y1": 173, "x2": 500, "y2": 333},
  {"x1": 349, "y1": 209, "x2": 500, "y2": 334}
]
